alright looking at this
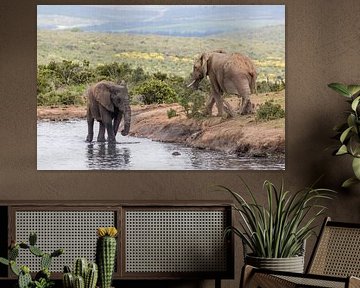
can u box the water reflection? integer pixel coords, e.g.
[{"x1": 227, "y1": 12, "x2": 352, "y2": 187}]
[
  {"x1": 37, "y1": 120, "x2": 285, "y2": 170},
  {"x1": 86, "y1": 143, "x2": 131, "y2": 169}
]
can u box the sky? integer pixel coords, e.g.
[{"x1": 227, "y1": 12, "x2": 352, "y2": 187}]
[{"x1": 37, "y1": 5, "x2": 285, "y2": 36}]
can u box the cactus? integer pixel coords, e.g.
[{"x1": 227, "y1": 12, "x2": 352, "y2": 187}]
[
  {"x1": 10, "y1": 260, "x2": 20, "y2": 276},
  {"x1": 75, "y1": 258, "x2": 88, "y2": 279},
  {"x1": 63, "y1": 265, "x2": 74, "y2": 288},
  {"x1": 63, "y1": 272, "x2": 74, "y2": 288},
  {"x1": 74, "y1": 275, "x2": 85, "y2": 288},
  {"x1": 41, "y1": 253, "x2": 52, "y2": 270},
  {"x1": 35, "y1": 268, "x2": 50, "y2": 281},
  {"x1": 63, "y1": 260, "x2": 98, "y2": 288},
  {"x1": 19, "y1": 242, "x2": 29, "y2": 249},
  {"x1": 18, "y1": 268, "x2": 32, "y2": 288},
  {"x1": 29, "y1": 232, "x2": 37, "y2": 246},
  {"x1": 9, "y1": 245, "x2": 19, "y2": 260},
  {"x1": 85, "y1": 262, "x2": 98, "y2": 288},
  {"x1": 29, "y1": 245, "x2": 44, "y2": 257},
  {"x1": 0, "y1": 233, "x2": 63, "y2": 288},
  {"x1": 51, "y1": 248, "x2": 64, "y2": 258},
  {"x1": 96, "y1": 227, "x2": 118, "y2": 288},
  {"x1": 0, "y1": 257, "x2": 9, "y2": 266}
]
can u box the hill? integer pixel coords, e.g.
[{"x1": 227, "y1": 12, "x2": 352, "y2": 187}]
[{"x1": 37, "y1": 25, "x2": 284, "y2": 81}]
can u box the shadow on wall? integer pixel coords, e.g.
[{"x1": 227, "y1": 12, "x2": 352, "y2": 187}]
[{"x1": 298, "y1": 107, "x2": 360, "y2": 222}]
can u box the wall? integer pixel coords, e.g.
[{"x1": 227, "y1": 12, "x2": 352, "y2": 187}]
[{"x1": 0, "y1": 0, "x2": 359, "y2": 287}]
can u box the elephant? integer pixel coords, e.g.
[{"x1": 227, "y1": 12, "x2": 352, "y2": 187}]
[
  {"x1": 86, "y1": 80, "x2": 131, "y2": 143},
  {"x1": 188, "y1": 50, "x2": 257, "y2": 116}
]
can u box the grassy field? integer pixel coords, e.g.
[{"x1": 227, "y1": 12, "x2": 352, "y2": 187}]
[{"x1": 37, "y1": 25, "x2": 284, "y2": 81}]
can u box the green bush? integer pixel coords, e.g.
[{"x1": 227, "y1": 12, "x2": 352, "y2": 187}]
[
  {"x1": 257, "y1": 76, "x2": 285, "y2": 93},
  {"x1": 153, "y1": 72, "x2": 168, "y2": 81},
  {"x1": 37, "y1": 85, "x2": 86, "y2": 106},
  {"x1": 131, "y1": 67, "x2": 148, "y2": 83},
  {"x1": 167, "y1": 108, "x2": 178, "y2": 119},
  {"x1": 95, "y1": 62, "x2": 132, "y2": 82},
  {"x1": 132, "y1": 79, "x2": 178, "y2": 104},
  {"x1": 256, "y1": 99, "x2": 285, "y2": 121},
  {"x1": 178, "y1": 89, "x2": 206, "y2": 119}
]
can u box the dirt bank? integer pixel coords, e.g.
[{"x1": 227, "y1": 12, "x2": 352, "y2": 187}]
[{"x1": 37, "y1": 91, "x2": 285, "y2": 157}]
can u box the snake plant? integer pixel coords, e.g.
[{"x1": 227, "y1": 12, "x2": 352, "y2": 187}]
[
  {"x1": 328, "y1": 83, "x2": 360, "y2": 187},
  {"x1": 219, "y1": 179, "x2": 335, "y2": 258}
]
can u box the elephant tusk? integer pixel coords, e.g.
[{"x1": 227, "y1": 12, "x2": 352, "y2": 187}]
[{"x1": 187, "y1": 80, "x2": 196, "y2": 88}]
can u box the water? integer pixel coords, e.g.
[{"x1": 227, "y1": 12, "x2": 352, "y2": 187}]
[{"x1": 37, "y1": 120, "x2": 285, "y2": 170}]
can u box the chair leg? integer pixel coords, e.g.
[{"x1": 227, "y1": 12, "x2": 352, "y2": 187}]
[
  {"x1": 215, "y1": 278, "x2": 221, "y2": 288},
  {"x1": 240, "y1": 265, "x2": 255, "y2": 288}
]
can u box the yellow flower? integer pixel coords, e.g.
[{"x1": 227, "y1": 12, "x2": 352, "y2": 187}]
[{"x1": 97, "y1": 227, "x2": 118, "y2": 237}]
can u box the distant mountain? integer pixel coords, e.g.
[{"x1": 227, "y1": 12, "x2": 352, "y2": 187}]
[{"x1": 37, "y1": 5, "x2": 285, "y2": 37}]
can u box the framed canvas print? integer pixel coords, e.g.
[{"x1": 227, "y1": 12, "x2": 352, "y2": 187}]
[{"x1": 37, "y1": 5, "x2": 285, "y2": 170}]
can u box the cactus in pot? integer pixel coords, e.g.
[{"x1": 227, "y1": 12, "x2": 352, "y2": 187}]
[
  {"x1": 96, "y1": 227, "x2": 118, "y2": 288},
  {"x1": 62, "y1": 259, "x2": 98, "y2": 288},
  {"x1": 0, "y1": 232, "x2": 63, "y2": 288}
]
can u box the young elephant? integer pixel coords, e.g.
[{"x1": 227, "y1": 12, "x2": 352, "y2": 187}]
[
  {"x1": 188, "y1": 50, "x2": 257, "y2": 117},
  {"x1": 86, "y1": 80, "x2": 131, "y2": 143}
]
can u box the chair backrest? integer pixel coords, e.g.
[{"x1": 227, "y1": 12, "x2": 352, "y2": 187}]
[{"x1": 307, "y1": 217, "x2": 360, "y2": 278}]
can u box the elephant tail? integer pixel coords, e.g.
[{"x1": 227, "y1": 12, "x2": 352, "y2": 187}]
[{"x1": 249, "y1": 71, "x2": 257, "y2": 95}]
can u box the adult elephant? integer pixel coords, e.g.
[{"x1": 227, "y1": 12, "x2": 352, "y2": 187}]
[
  {"x1": 86, "y1": 80, "x2": 131, "y2": 143},
  {"x1": 188, "y1": 50, "x2": 257, "y2": 116}
]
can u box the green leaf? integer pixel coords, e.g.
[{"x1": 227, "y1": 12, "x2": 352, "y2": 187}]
[
  {"x1": 0, "y1": 257, "x2": 9, "y2": 266},
  {"x1": 342, "y1": 177, "x2": 360, "y2": 188},
  {"x1": 348, "y1": 135, "x2": 360, "y2": 157},
  {"x1": 351, "y1": 96, "x2": 360, "y2": 111},
  {"x1": 347, "y1": 85, "x2": 360, "y2": 97},
  {"x1": 10, "y1": 261, "x2": 20, "y2": 276},
  {"x1": 328, "y1": 83, "x2": 352, "y2": 97},
  {"x1": 347, "y1": 114, "x2": 356, "y2": 128},
  {"x1": 340, "y1": 126, "x2": 353, "y2": 143},
  {"x1": 336, "y1": 145, "x2": 348, "y2": 155},
  {"x1": 352, "y1": 157, "x2": 360, "y2": 179}
]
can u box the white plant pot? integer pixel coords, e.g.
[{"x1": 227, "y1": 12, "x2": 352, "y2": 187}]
[{"x1": 245, "y1": 254, "x2": 305, "y2": 273}]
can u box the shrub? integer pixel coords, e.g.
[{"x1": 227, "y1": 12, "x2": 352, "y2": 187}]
[
  {"x1": 177, "y1": 78, "x2": 208, "y2": 119},
  {"x1": 167, "y1": 108, "x2": 178, "y2": 119},
  {"x1": 132, "y1": 79, "x2": 178, "y2": 104},
  {"x1": 96, "y1": 62, "x2": 132, "y2": 82},
  {"x1": 153, "y1": 72, "x2": 168, "y2": 81},
  {"x1": 37, "y1": 85, "x2": 86, "y2": 106},
  {"x1": 178, "y1": 90, "x2": 206, "y2": 119},
  {"x1": 256, "y1": 99, "x2": 285, "y2": 121},
  {"x1": 257, "y1": 76, "x2": 285, "y2": 93},
  {"x1": 131, "y1": 67, "x2": 148, "y2": 83}
]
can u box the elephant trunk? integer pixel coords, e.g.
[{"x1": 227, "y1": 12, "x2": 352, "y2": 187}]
[{"x1": 121, "y1": 98, "x2": 131, "y2": 136}]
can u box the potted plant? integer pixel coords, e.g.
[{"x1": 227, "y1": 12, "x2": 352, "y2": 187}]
[
  {"x1": 328, "y1": 82, "x2": 360, "y2": 187},
  {"x1": 0, "y1": 232, "x2": 63, "y2": 288},
  {"x1": 62, "y1": 258, "x2": 98, "y2": 288},
  {"x1": 219, "y1": 179, "x2": 335, "y2": 273}
]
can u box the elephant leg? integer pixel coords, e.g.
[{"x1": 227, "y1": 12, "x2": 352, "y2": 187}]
[
  {"x1": 223, "y1": 100, "x2": 235, "y2": 117},
  {"x1": 86, "y1": 113, "x2": 94, "y2": 142},
  {"x1": 240, "y1": 97, "x2": 254, "y2": 115},
  {"x1": 106, "y1": 122, "x2": 116, "y2": 143},
  {"x1": 204, "y1": 96, "x2": 215, "y2": 116},
  {"x1": 212, "y1": 92, "x2": 224, "y2": 117},
  {"x1": 234, "y1": 77, "x2": 254, "y2": 115},
  {"x1": 113, "y1": 112, "x2": 123, "y2": 136},
  {"x1": 97, "y1": 121, "x2": 106, "y2": 142}
]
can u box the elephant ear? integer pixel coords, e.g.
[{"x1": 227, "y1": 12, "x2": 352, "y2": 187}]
[
  {"x1": 94, "y1": 82, "x2": 114, "y2": 112},
  {"x1": 200, "y1": 52, "x2": 210, "y2": 76}
]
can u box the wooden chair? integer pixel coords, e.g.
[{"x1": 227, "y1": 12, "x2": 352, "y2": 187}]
[{"x1": 241, "y1": 217, "x2": 360, "y2": 288}]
